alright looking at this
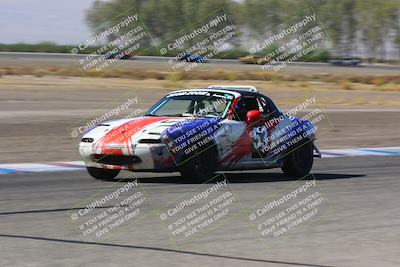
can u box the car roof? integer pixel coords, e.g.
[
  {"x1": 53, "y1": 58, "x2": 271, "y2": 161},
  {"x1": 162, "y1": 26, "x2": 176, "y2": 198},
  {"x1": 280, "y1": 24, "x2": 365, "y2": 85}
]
[{"x1": 167, "y1": 88, "x2": 279, "y2": 111}]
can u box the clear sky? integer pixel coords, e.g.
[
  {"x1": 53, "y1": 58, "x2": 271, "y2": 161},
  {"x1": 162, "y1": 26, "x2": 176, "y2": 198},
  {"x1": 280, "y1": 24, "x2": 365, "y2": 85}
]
[{"x1": 0, "y1": 0, "x2": 96, "y2": 44}]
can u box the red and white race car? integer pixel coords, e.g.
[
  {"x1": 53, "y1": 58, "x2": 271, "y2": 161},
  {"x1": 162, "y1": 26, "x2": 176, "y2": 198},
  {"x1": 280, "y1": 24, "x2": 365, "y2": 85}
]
[{"x1": 79, "y1": 85, "x2": 320, "y2": 182}]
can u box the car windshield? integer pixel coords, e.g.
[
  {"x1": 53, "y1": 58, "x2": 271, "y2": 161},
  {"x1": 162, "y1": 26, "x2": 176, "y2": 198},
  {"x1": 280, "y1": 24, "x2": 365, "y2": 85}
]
[{"x1": 145, "y1": 91, "x2": 235, "y2": 118}]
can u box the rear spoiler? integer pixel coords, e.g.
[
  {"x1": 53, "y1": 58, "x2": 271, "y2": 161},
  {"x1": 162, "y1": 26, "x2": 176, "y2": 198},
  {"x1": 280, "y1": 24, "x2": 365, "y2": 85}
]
[{"x1": 208, "y1": 85, "x2": 258, "y2": 92}]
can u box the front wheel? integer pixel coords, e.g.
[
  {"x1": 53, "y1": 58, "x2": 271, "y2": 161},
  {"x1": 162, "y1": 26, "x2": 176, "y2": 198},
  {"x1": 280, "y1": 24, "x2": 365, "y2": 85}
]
[
  {"x1": 179, "y1": 148, "x2": 216, "y2": 183},
  {"x1": 86, "y1": 167, "x2": 120, "y2": 180},
  {"x1": 281, "y1": 141, "x2": 314, "y2": 178}
]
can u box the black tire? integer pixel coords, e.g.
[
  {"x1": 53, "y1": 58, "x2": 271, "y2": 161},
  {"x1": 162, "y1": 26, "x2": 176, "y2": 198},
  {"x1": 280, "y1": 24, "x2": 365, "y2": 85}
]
[
  {"x1": 179, "y1": 147, "x2": 217, "y2": 183},
  {"x1": 281, "y1": 141, "x2": 314, "y2": 178},
  {"x1": 86, "y1": 167, "x2": 120, "y2": 180}
]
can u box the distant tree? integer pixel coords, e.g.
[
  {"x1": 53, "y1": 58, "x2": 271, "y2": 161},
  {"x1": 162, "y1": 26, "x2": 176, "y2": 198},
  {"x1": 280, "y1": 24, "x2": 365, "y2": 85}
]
[{"x1": 84, "y1": 0, "x2": 400, "y2": 60}]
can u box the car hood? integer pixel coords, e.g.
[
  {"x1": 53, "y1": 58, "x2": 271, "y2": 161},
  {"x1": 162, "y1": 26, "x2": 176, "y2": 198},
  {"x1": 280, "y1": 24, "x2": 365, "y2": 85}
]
[{"x1": 82, "y1": 116, "x2": 224, "y2": 147}]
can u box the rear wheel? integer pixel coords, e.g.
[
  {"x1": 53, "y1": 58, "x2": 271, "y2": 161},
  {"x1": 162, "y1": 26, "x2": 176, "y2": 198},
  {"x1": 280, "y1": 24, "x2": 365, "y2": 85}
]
[
  {"x1": 179, "y1": 147, "x2": 217, "y2": 183},
  {"x1": 281, "y1": 141, "x2": 314, "y2": 178},
  {"x1": 86, "y1": 167, "x2": 120, "y2": 180}
]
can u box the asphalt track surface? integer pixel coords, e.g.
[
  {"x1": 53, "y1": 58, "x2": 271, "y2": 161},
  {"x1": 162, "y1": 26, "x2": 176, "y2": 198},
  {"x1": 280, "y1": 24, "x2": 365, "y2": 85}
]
[
  {"x1": 1, "y1": 155, "x2": 399, "y2": 267},
  {"x1": 1, "y1": 52, "x2": 400, "y2": 75}
]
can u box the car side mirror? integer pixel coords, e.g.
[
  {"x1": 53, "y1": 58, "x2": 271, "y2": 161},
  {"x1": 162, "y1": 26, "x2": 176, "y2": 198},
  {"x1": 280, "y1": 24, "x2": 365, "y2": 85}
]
[{"x1": 246, "y1": 110, "x2": 261, "y2": 124}]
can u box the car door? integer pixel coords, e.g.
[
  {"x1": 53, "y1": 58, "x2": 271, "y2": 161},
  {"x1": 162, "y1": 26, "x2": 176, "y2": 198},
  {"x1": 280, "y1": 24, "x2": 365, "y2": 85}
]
[{"x1": 219, "y1": 94, "x2": 286, "y2": 169}]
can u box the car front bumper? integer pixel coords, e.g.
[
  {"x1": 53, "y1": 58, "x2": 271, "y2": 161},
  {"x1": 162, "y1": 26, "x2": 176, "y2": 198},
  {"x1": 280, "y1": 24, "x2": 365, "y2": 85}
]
[{"x1": 79, "y1": 143, "x2": 175, "y2": 171}]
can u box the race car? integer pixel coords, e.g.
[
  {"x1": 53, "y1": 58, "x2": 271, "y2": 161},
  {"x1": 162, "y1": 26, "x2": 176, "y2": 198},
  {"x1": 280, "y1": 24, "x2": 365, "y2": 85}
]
[
  {"x1": 105, "y1": 50, "x2": 133, "y2": 60},
  {"x1": 79, "y1": 85, "x2": 321, "y2": 182},
  {"x1": 179, "y1": 53, "x2": 207, "y2": 63},
  {"x1": 239, "y1": 55, "x2": 271, "y2": 64},
  {"x1": 327, "y1": 57, "x2": 361, "y2": 66}
]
